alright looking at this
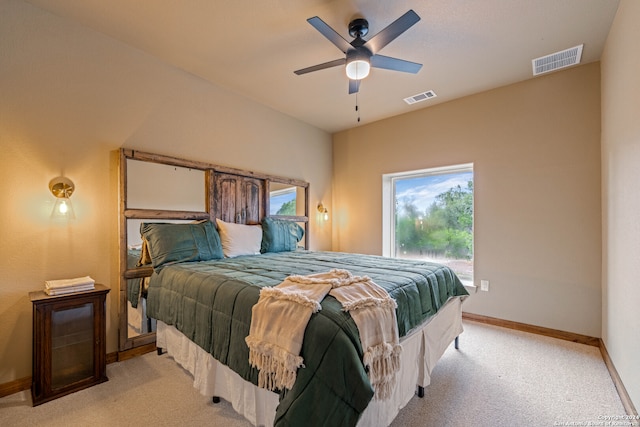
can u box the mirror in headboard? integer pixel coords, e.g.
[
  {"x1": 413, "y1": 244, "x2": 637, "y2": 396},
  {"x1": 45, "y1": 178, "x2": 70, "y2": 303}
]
[
  {"x1": 119, "y1": 151, "x2": 210, "y2": 351},
  {"x1": 126, "y1": 159, "x2": 206, "y2": 211},
  {"x1": 118, "y1": 149, "x2": 309, "y2": 352},
  {"x1": 268, "y1": 181, "x2": 309, "y2": 248}
]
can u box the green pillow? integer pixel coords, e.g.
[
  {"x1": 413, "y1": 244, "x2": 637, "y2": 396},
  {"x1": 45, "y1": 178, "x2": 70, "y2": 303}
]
[
  {"x1": 260, "y1": 217, "x2": 304, "y2": 253},
  {"x1": 140, "y1": 220, "x2": 224, "y2": 270}
]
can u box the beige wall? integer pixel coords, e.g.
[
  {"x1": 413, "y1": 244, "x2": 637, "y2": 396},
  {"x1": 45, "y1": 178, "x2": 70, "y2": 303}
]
[
  {"x1": 601, "y1": 0, "x2": 640, "y2": 410},
  {"x1": 333, "y1": 63, "x2": 602, "y2": 338},
  {"x1": 0, "y1": 0, "x2": 332, "y2": 383}
]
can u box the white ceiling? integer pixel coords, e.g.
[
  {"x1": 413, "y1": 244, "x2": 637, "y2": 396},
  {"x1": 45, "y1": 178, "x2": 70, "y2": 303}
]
[{"x1": 25, "y1": 0, "x2": 620, "y2": 133}]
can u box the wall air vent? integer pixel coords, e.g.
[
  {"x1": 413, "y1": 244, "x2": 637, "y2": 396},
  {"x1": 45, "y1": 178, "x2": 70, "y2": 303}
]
[
  {"x1": 532, "y1": 44, "x2": 583, "y2": 76},
  {"x1": 404, "y1": 90, "x2": 437, "y2": 105}
]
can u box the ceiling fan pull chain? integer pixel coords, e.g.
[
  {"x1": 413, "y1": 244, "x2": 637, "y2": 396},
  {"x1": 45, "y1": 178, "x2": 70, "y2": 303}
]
[{"x1": 355, "y1": 92, "x2": 360, "y2": 122}]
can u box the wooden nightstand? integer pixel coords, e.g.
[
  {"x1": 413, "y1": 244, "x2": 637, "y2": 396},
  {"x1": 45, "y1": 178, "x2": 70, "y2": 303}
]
[{"x1": 30, "y1": 284, "x2": 110, "y2": 406}]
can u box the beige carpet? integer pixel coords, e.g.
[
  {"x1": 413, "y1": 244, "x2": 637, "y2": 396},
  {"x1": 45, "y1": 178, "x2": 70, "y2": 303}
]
[{"x1": 0, "y1": 320, "x2": 628, "y2": 427}]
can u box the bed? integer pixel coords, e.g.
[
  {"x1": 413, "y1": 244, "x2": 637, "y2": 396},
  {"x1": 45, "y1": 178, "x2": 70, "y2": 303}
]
[
  {"x1": 118, "y1": 149, "x2": 469, "y2": 426},
  {"x1": 141, "y1": 219, "x2": 469, "y2": 427}
]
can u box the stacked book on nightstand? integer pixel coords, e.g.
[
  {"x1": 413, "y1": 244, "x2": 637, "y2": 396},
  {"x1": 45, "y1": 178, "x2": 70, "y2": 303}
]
[{"x1": 44, "y1": 276, "x2": 95, "y2": 295}]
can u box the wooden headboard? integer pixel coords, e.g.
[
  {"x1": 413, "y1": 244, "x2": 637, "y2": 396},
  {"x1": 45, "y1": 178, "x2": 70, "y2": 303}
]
[{"x1": 118, "y1": 148, "x2": 309, "y2": 351}]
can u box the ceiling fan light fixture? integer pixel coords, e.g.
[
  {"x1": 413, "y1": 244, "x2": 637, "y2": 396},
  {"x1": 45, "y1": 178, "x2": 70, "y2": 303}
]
[
  {"x1": 345, "y1": 59, "x2": 370, "y2": 80},
  {"x1": 345, "y1": 48, "x2": 372, "y2": 80}
]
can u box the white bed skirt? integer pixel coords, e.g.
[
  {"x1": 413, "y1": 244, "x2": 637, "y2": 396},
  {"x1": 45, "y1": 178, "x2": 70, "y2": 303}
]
[{"x1": 156, "y1": 296, "x2": 464, "y2": 427}]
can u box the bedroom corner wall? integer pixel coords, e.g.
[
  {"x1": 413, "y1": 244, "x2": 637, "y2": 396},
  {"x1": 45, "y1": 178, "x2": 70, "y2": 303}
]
[
  {"x1": 0, "y1": 0, "x2": 332, "y2": 385},
  {"x1": 601, "y1": 0, "x2": 640, "y2": 411},
  {"x1": 332, "y1": 63, "x2": 602, "y2": 338}
]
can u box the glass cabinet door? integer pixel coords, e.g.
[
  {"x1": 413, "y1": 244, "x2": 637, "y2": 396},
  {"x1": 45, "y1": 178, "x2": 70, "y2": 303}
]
[{"x1": 51, "y1": 302, "x2": 94, "y2": 390}]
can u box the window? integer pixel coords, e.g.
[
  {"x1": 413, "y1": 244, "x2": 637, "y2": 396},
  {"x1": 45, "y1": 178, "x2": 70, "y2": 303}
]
[{"x1": 383, "y1": 164, "x2": 474, "y2": 285}]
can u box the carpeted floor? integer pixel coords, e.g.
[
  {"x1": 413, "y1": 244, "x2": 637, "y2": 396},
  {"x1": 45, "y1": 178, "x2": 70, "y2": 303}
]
[{"x1": 0, "y1": 320, "x2": 629, "y2": 427}]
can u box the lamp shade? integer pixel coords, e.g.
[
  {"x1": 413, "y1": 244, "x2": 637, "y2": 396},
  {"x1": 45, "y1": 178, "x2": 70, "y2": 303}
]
[
  {"x1": 345, "y1": 48, "x2": 372, "y2": 80},
  {"x1": 345, "y1": 60, "x2": 370, "y2": 80},
  {"x1": 51, "y1": 196, "x2": 75, "y2": 220}
]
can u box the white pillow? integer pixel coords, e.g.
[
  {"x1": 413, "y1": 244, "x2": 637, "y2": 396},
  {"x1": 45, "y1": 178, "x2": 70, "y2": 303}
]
[{"x1": 215, "y1": 218, "x2": 262, "y2": 258}]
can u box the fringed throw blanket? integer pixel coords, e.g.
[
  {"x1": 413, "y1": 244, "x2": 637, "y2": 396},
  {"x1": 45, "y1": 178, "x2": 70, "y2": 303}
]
[
  {"x1": 245, "y1": 276, "x2": 333, "y2": 391},
  {"x1": 246, "y1": 269, "x2": 402, "y2": 400},
  {"x1": 328, "y1": 270, "x2": 402, "y2": 400}
]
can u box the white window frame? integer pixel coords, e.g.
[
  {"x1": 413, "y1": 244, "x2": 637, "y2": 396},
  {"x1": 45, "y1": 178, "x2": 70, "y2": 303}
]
[{"x1": 382, "y1": 163, "x2": 474, "y2": 259}]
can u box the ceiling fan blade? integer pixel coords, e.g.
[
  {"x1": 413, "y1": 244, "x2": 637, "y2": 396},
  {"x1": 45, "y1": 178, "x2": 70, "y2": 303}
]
[
  {"x1": 365, "y1": 9, "x2": 420, "y2": 54},
  {"x1": 370, "y1": 54, "x2": 422, "y2": 74},
  {"x1": 307, "y1": 16, "x2": 353, "y2": 53},
  {"x1": 348, "y1": 79, "x2": 360, "y2": 94},
  {"x1": 294, "y1": 58, "x2": 346, "y2": 75}
]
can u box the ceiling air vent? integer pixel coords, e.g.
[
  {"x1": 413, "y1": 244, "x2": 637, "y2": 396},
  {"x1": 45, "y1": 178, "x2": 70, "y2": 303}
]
[
  {"x1": 404, "y1": 90, "x2": 437, "y2": 105},
  {"x1": 532, "y1": 44, "x2": 583, "y2": 76}
]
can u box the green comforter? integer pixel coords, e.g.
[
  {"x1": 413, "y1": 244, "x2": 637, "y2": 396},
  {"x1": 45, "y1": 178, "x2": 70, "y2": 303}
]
[
  {"x1": 146, "y1": 250, "x2": 468, "y2": 427},
  {"x1": 127, "y1": 249, "x2": 153, "y2": 308}
]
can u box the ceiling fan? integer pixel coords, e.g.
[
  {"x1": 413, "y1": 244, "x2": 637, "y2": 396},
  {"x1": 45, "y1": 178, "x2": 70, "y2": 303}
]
[{"x1": 294, "y1": 9, "x2": 422, "y2": 94}]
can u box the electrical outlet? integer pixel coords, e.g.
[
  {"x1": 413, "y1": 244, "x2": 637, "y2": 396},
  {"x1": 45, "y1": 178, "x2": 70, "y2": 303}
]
[{"x1": 480, "y1": 280, "x2": 490, "y2": 292}]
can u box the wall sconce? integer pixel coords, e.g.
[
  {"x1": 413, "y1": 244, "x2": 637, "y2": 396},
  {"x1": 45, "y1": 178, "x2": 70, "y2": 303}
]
[
  {"x1": 317, "y1": 203, "x2": 329, "y2": 221},
  {"x1": 49, "y1": 176, "x2": 76, "y2": 219}
]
